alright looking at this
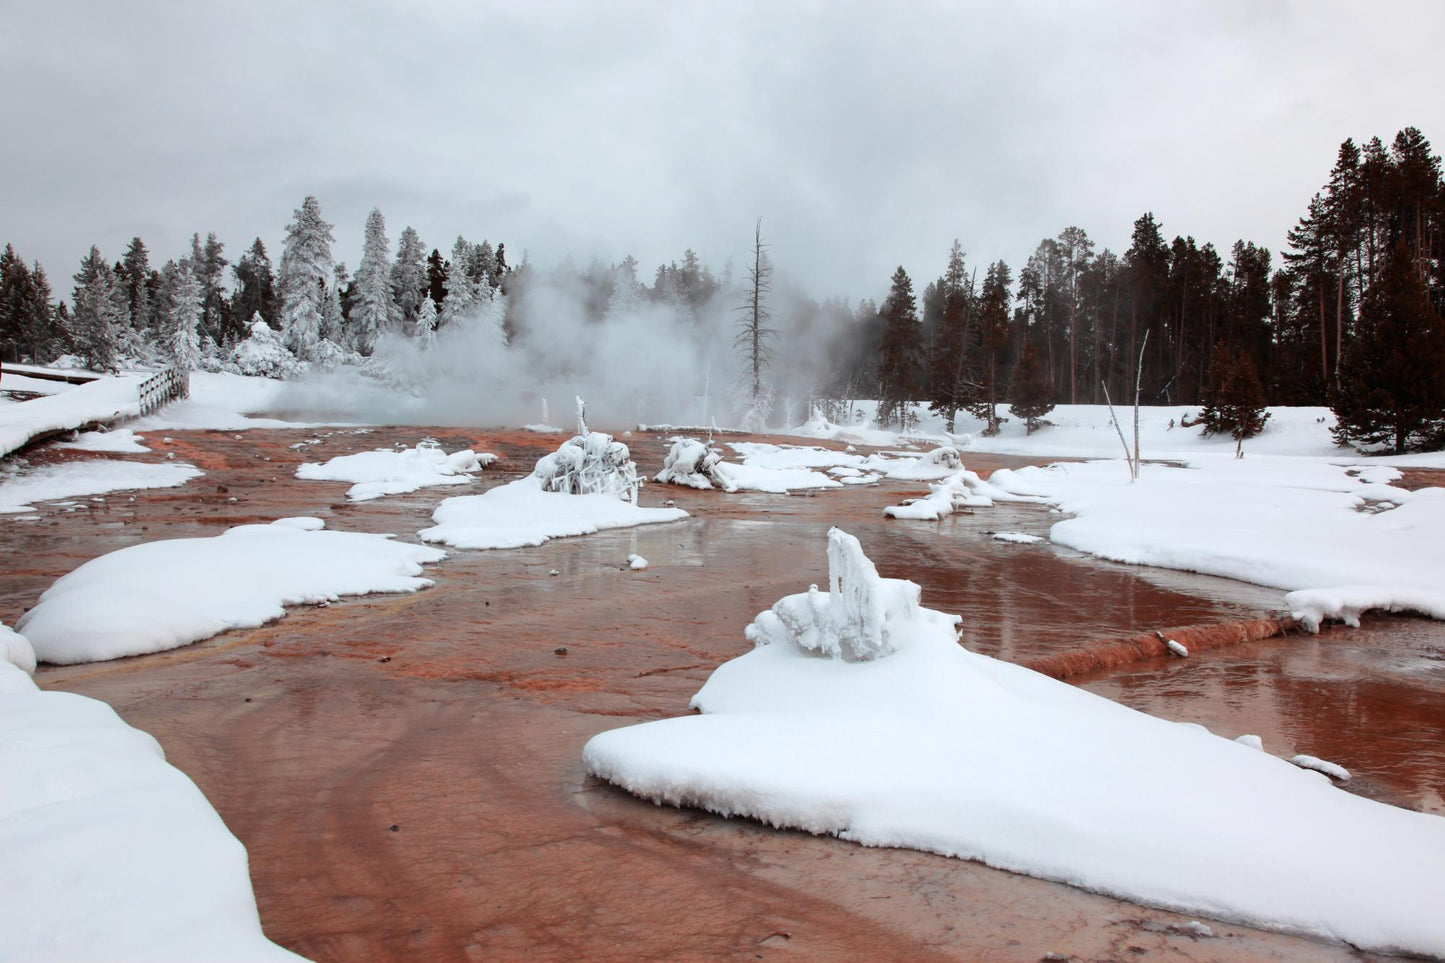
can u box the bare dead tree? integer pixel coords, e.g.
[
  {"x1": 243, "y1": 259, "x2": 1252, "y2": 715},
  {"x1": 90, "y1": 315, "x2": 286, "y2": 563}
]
[{"x1": 735, "y1": 218, "x2": 775, "y2": 402}]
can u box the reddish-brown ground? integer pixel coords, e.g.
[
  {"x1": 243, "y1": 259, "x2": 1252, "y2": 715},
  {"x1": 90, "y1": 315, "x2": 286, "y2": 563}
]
[{"x1": 10, "y1": 426, "x2": 1439, "y2": 961}]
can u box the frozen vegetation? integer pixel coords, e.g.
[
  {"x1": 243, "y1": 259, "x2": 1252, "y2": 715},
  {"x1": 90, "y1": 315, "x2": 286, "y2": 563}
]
[
  {"x1": 0, "y1": 631, "x2": 300, "y2": 961},
  {"x1": 18, "y1": 518, "x2": 444, "y2": 664},
  {"x1": 585, "y1": 530, "x2": 1445, "y2": 957}
]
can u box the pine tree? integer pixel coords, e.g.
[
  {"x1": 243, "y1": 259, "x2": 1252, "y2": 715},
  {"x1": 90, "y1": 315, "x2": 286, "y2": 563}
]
[
  {"x1": 157, "y1": 259, "x2": 202, "y2": 370},
  {"x1": 189, "y1": 232, "x2": 231, "y2": 343},
  {"x1": 426, "y1": 248, "x2": 448, "y2": 305},
  {"x1": 971, "y1": 260, "x2": 1013, "y2": 434},
  {"x1": 927, "y1": 240, "x2": 978, "y2": 432},
  {"x1": 119, "y1": 237, "x2": 151, "y2": 333},
  {"x1": 71, "y1": 246, "x2": 125, "y2": 372},
  {"x1": 1200, "y1": 341, "x2": 1270, "y2": 443},
  {"x1": 875, "y1": 266, "x2": 922, "y2": 428},
  {"x1": 232, "y1": 239, "x2": 278, "y2": 329},
  {"x1": 390, "y1": 226, "x2": 428, "y2": 327},
  {"x1": 278, "y1": 196, "x2": 335, "y2": 360},
  {"x1": 415, "y1": 294, "x2": 438, "y2": 349},
  {"x1": 324, "y1": 263, "x2": 348, "y2": 345},
  {"x1": 23, "y1": 261, "x2": 59, "y2": 362},
  {"x1": 351, "y1": 208, "x2": 395, "y2": 355},
  {"x1": 1332, "y1": 240, "x2": 1445, "y2": 453},
  {"x1": 439, "y1": 236, "x2": 478, "y2": 328},
  {"x1": 0, "y1": 245, "x2": 23, "y2": 362},
  {"x1": 1009, "y1": 338, "x2": 1054, "y2": 434}
]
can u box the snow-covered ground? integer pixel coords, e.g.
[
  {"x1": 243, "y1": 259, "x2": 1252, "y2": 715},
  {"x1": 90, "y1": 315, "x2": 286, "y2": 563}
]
[
  {"x1": 18, "y1": 518, "x2": 445, "y2": 665},
  {"x1": 55, "y1": 427, "x2": 152, "y2": 452},
  {"x1": 586, "y1": 529, "x2": 1445, "y2": 958},
  {"x1": 0, "y1": 372, "x2": 149, "y2": 457},
  {"x1": 1, "y1": 635, "x2": 301, "y2": 962},
  {"x1": 0, "y1": 457, "x2": 202, "y2": 514},
  {"x1": 296, "y1": 442, "x2": 494, "y2": 501}
]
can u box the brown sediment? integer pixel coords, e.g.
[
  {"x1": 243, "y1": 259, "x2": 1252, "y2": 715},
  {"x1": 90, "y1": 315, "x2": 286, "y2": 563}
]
[
  {"x1": 10, "y1": 424, "x2": 1429, "y2": 961},
  {"x1": 1023, "y1": 616, "x2": 1300, "y2": 680}
]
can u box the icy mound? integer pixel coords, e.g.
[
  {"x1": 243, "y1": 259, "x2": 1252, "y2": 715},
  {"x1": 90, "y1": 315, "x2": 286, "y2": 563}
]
[
  {"x1": 1, "y1": 622, "x2": 36, "y2": 675},
  {"x1": 883, "y1": 468, "x2": 1001, "y2": 520},
  {"x1": 655, "y1": 437, "x2": 736, "y2": 492},
  {"x1": 585, "y1": 532, "x2": 1445, "y2": 958},
  {"x1": 745, "y1": 528, "x2": 945, "y2": 661},
  {"x1": 296, "y1": 440, "x2": 494, "y2": 501},
  {"x1": 533, "y1": 431, "x2": 640, "y2": 504},
  {"x1": 228, "y1": 319, "x2": 304, "y2": 379},
  {"x1": 885, "y1": 445, "x2": 965, "y2": 481}
]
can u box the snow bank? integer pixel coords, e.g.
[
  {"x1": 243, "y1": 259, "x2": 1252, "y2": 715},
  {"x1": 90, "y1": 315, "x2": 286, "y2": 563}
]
[
  {"x1": 296, "y1": 441, "x2": 494, "y2": 501},
  {"x1": 584, "y1": 533, "x2": 1445, "y2": 957},
  {"x1": 0, "y1": 458, "x2": 202, "y2": 514},
  {"x1": 0, "y1": 658, "x2": 301, "y2": 962},
  {"x1": 985, "y1": 458, "x2": 1445, "y2": 629},
  {"x1": 17, "y1": 518, "x2": 445, "y2": 665},
  {"x1": 133, "y1": 372, "x2": 306, "y2": 431},
  {"x1": 420, "y1": 475, "x2": 687, "y2": 550},
  {"x1": 0, "y1": 372, "x2": 147, "y2": 457}
]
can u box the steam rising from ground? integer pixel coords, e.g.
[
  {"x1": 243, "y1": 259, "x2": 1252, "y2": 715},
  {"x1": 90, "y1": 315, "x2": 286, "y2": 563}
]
[{"x1": 269, "y1": 279, "x2": 736, "y2": 429}]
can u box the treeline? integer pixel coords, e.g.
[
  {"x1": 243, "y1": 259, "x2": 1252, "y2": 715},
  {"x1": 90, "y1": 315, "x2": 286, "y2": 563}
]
[{"x1": 1, "y1": 127, "x2": 1441, "y2": 450}]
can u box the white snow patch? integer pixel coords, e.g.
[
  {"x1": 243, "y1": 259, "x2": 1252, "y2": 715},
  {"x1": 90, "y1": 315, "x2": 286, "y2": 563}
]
[
  {"x1": 17, "y1": 518, "x2": 444, "y2": 665},
  {"x1": 1286, "y1": 585, "x2": 1445, "y2": 633},
  {"x1": 585, "y1": 532, "x2": 1445, "y2": 958},
  {"x1": 628, "y1": 553, "x2": 649, "y2": 570},
  {"x1": 0, "y1": 458, "x2": 201, "y2": 514},
  {"x1": 1236, "y1": 734, "x2": 1265, "y2": 751},
  {"x1": 1166, "y1": 639, "x2": 1189, "y2": 658},
  {"x1": 1, "y1": 622, "x2": 37, "y2": 675},
  {"x1": 295, "y1": 441, "x2": 491, "y2": 501},
  {"x1": 0, "y1": 659, "x2": 301, "y2": 961},
  {"x1": 421, "y1": 475, "x2": 687, "y2": 550},
  {"x1": 56, "y1": 428, "x2": 150, "y2": 453},
  {"x1": 884, "y1": 469, "x2": 1003, "y2": 520},
  {"x1": 0, "y1": 373, "x2": 148, "y2": 457},
  {"x1": 991, "y1": 532, "x2": 1043, "y2": 544}
]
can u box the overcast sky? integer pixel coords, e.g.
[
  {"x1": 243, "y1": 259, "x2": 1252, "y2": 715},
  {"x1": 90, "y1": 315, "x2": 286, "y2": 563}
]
[{"x1": 3, "y1": 0, "x2": 1442, "y2": 302}]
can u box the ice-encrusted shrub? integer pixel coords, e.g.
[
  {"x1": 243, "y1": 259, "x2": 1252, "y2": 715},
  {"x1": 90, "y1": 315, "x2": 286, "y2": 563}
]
[
  {"x1": 655, "y1": 437, "x2": 736, "y2": 491},
  {"x1": 533, "y1": 431, "x2": 641, "y2": 504},
  {"x1": 744, "y1": 527, "x2": 945, "y2": 661},
  {"x1": 230, "y1": 318, "x2": 305, "y2": 379}
]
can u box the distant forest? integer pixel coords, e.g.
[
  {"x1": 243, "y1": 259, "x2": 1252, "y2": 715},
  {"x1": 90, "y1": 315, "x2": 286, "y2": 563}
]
[{"x1": 2, "y1": 126, "x2": 1442, "y2": 451}]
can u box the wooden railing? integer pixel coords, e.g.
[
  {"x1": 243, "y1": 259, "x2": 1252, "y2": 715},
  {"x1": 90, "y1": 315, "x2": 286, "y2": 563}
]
[{"x1": 137, "y1": 366, "x2": 190, "y2": 416}]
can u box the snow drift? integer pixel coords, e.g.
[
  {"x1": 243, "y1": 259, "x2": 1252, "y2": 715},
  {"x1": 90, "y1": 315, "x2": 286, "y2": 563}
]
[{"x1": 584, "y1": 530, "x2": 1445, "y2": 957}]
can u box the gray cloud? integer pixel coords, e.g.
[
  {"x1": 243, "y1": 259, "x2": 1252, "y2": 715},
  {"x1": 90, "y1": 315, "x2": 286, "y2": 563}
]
[{"x1": 3, "y1": 0, "x2": 1442, "y2": 299}]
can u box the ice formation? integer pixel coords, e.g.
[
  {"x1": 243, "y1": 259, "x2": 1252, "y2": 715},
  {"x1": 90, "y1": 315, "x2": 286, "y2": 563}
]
[
  {"x1": 532, "y1": 407, "x2": 641, "y2": 505},
  {"x1": 883, "y1": 468, "x2": 999, "y2": 520},
  {"x1": 744, "y1": 528, "x2": 950, "y2": 662},
  {"x1": 655, "y1": 437, "x2": 736, "y2": 492}
]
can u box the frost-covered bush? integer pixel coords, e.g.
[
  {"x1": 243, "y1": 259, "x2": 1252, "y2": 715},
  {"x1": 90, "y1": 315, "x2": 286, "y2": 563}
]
[
  {"x1": 532, "y1": 431, "x2": 641, "y2": 504},
  {"x1": 745, "y1": 527, "x2": 940, "y2": 661},
  {"x1": 230, "y1": 319, "x2": 306, "y2": 379},
  {"x1": 310, "y1": 338, "x2": 361, "y2": 372},
  {"x1": 655, "y1": 437, "x2": 736, "y2": 491}
]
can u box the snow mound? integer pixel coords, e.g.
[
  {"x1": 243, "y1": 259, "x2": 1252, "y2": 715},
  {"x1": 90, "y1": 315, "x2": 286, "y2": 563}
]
[
  {"x1": 17, "y1": 519, "x2": 445, "y2": 665},
  {"x1": 884, "y1": 469, "x2": 1000, "y2": 520},
  {"x1": 56, "y1": 428, "x2": 150, "y2": 453},
  {"x1": 0, "y1": 659, "x2": 301, "y2": 961},
  {"x1": 584, "y1": 532, "x2": 1445, "y2": 958},
  {"x1": 533, "y1": 431, "x2": 641, "y2": 504},
  {"x1": 655, "y1": 437, "x2": 735, "y2": 492},
  {"x1": 885, "y1": 446, "x2": 965, "y2": 481},
  {"x1": 295, "y1": 440, "x2": 492, "y2": 501},
  {"x1": 1236, "y1": 734, "x2": 1265, "y2": 751},
  {"x1": 628, "y1": 553, "x2": 649, "y2": 571},
  {"x1": 420, "y1": 474, "x2": 688, "y2": 550},
  {"x1": 1292, "y1": 755, "x2": 1352, "y2": 782},
  {"x1": 0, "y1": 458, "x2": 202, "y2": 514},
  {"x1": 991, "y1": 532, "x2": 1043, "y2": 544}
]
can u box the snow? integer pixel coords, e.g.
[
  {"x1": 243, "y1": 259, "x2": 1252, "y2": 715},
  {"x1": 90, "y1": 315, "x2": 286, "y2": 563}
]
[
  {"x1": 55, "y1": 427, "x2": 151, "y2": 452},
  {"x1": 532, "y1": 429, "x2": 642, "y2": 503},
  {"x1": 991, "y1": 532, "x2": 1043, "y2": 544},
  {"x1": 133, "y1": 371, "x2": 307, "y2": 431},
  {"x1": 883, "y1": 469, "x2": 1001, "y2": 520},
  {"x1": 584, "y1": 531, "x2": 1445, "y2": 958},
  {"x1": 981, "y1": 457, "x2": 1445, "y2": 631},
  {"x1": 0, "y1": 372, "x2": 148, "y2": 457},
  {"x1": 655, "y1": 437, "x2": 734, "y2": 491},
  {"x1": 1166, "y1": 639, "x2": 1189, "y2": 657},
  {"x1": 0, "y1": 458, "x2": 202, "y2": 514},
  {"x1": 295, "y1": 441, "x2": 491, "y2": 501},
  {"x1": 0, "y1": 656, "x2": 301, "y2": 962},
  {"x1": 420, "y1": 475, "x2": 687, "y2": 550},
  {"x1": 628, "y1": 553, "x2": 649, "y2": 570},
  {"x1": 17, "y1": 518, "x2": 444, "y2": 665},
  {"x1": 1292, "y1": 755, "x2": 1352, "y2": 782},
  {"x1": 1236, "y1": 734, "x2": 1265, "y2": 751},
  {"x1": 1, "y1": 622, "x2": 37, "y2": 675}
]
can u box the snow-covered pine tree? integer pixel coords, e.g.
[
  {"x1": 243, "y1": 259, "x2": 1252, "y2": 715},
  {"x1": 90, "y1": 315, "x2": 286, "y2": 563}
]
[
  {"x1": 158, "y1": 259, "x2": 203, "y2": 370},
  {"x1": 415, "y1": 294, "x2": 438, "y2": 349},
  {"x1": 71, "y1": 246, "x2": 126, "y2": 372},
  {"x1": 278, "y1": 195, "x2": 335, "y2": 360},
  {"x1": 232, "y1": 239, "x2": 278, "y2": 331},
  {"x1": 390, "y1": 226, "x2": 428, "y2": 328},
  {"x1": 439, "y1": 236, "x2": 478, "y2": 328},
  {"x1": 350, "y1": 209, "x2": 395, "y2": 355}
]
